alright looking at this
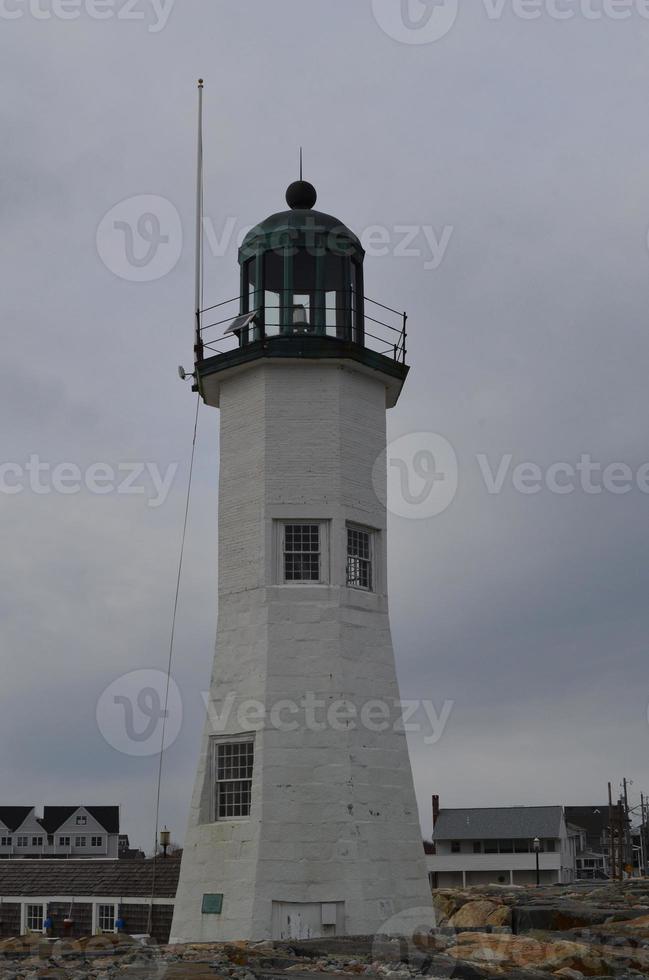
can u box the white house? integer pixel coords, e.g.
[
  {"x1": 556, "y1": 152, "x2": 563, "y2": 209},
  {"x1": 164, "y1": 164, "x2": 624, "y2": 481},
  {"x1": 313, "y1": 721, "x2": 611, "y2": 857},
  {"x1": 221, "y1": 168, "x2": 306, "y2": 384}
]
[
  {"x1": 428, "y1": 803, "x2": 580, "y2": 887},
  {"x1": 0, "y1": 807, "x2": 120, "y2": 860}
]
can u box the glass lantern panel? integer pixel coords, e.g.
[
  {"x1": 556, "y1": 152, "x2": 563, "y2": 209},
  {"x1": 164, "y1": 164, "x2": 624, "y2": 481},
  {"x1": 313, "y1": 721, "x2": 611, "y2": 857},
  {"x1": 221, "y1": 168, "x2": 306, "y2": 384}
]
[
  {"x1": 263, "y1": 251, "x2": 283, "y2": 337},
  {"x1": 292, "y1": 250, "x2": 317, "y2": 334},
  {"x1": 323, "y1": 254, "x2": 348, "y2": 340}
]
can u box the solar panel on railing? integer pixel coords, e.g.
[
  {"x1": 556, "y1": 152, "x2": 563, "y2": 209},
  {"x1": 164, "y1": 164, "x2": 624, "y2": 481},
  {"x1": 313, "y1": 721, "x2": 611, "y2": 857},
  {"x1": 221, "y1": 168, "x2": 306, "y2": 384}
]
[{"x1": 223, "y1": 311, "x2": 258, "y2": 336}]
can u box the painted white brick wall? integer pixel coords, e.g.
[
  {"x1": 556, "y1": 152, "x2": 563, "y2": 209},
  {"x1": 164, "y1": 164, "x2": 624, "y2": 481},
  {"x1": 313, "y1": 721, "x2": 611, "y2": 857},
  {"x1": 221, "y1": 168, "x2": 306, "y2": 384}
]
[{"x1": 171, "y1": 360, "x2": 433, "y2": 942}]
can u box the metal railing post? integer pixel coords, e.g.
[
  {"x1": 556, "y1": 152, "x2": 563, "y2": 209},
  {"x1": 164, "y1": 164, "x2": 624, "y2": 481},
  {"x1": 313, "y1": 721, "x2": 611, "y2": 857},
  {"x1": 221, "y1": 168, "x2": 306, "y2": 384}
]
[{"x1": 402, "y1": 312, "x2": 408, "y2": 364}]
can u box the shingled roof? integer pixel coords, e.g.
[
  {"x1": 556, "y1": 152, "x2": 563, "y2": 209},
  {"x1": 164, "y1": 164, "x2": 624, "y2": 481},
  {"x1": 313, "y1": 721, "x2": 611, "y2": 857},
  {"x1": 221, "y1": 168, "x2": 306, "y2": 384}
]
[
  {"x1": 0, "y1": 808, "x2": 33, "y2": 833},
  {"x1": 433, "y1": 806, "x2": 565, "y2": 841},
  {"x1": 0, "y1": 860, "x2": 180, "y2": 898}
]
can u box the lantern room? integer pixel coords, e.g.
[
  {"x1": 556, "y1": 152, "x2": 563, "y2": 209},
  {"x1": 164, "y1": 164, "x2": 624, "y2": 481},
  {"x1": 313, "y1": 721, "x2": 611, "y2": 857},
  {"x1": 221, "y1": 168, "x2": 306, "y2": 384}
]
[
  {"x1": 237, "y1": 180, "x2": 365, "y2": 344},
  {"x1": 193, "y1": 180, "x2": 409, "y2": 409}
]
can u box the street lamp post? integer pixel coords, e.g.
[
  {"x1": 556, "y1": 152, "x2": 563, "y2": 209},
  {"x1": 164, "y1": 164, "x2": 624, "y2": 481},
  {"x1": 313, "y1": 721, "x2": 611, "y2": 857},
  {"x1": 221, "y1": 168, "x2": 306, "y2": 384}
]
[{"x1": 533, "y1": 837, "x2": 541, "y2": 886}]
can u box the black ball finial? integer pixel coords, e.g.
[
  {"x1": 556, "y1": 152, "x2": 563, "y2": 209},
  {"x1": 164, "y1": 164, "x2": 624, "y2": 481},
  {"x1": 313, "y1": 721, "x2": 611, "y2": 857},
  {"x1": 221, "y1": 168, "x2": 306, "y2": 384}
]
[{"x1": 286, "y1": 180, "x2": 317, "y2": 210}]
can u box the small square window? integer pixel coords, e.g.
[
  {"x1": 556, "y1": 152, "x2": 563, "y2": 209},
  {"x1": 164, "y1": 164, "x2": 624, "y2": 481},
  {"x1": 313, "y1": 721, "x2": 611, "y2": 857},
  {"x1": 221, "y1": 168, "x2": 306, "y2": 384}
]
[
  {"x1": 59, "y1": 836, "x2": 70, "y2": 847},
  {"x1": 211, "y1": 737, "x2": 254, "y2": 820},
  {"x1": 283, "y1": 523, "x2": 321, "y2": 582},
  {"x1": 91, "y1": 836, "x2": 103, "y2": 847},
  {"x1": 31, "y1": 836, "x2": 43, "y2": 847},
  {"x1": 75, "y1": 836, "x2": 87, "y2": 848},
  {"x1": 346, "y1": 526, "x2": 374, "y2": 591},
  {"x1": 1, "y1": 837, "x2": 12, "y2": 846},
  {"x1": 26, "y1": 904, "x2": 44, "y2": 932},
  {"x1": 277, "y1": 522, "x2": 329, "y2": 584},
  {"x1": 76, "y1": 815, "x2": 87, "y2": 826},
  {"x1": 16, "y1": 836, "x2": 28, "y2": 848}
]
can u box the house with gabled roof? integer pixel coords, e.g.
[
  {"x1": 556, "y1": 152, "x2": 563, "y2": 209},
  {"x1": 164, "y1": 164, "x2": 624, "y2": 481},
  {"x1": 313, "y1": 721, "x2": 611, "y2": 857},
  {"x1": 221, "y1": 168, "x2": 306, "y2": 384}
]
[
  {"x1": 0, "y1": 807, "x2": 120, "y2": 860},
  {"x1": 427, "y1": 797, "x2": 580, "y2": 888}
]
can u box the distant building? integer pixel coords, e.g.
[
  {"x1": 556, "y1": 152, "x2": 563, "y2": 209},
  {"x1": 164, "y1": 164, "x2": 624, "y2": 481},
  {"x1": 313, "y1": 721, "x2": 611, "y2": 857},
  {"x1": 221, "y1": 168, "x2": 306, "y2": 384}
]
[
  {"x1": 0, "y1": 807, "x2": 120, "y2": 860},
  {"x1": 565, "y1": 805, "x2": 622, "y2": 879},
  {"x1": 118, "y1": 834, "x2": 146, "y2": 861},
  {"x1": 428, "y1": 799, "x2": 580, "y2": 887},
  {"x1": 0, "y1": 859, "x2": 179, "y2": 943}
]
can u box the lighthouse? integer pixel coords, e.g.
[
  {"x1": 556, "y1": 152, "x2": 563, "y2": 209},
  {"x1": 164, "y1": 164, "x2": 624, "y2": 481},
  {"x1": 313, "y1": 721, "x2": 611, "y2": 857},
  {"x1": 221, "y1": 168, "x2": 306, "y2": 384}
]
[{"x1": 170, "y1": 179, "x2": 433, "y2": 943}]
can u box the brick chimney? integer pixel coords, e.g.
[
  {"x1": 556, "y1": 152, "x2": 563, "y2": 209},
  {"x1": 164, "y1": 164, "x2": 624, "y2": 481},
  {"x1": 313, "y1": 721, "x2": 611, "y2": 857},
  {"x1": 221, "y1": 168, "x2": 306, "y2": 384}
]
[{"x1": 432, "y1": 794, "x2": 440, "y2": 830}]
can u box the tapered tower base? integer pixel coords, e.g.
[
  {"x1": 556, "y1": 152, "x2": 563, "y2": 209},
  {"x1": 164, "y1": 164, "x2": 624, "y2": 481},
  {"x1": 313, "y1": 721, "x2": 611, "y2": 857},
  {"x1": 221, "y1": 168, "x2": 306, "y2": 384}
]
[{"x1": 171, "y1": 360, "x2": 433, "y2": 943}]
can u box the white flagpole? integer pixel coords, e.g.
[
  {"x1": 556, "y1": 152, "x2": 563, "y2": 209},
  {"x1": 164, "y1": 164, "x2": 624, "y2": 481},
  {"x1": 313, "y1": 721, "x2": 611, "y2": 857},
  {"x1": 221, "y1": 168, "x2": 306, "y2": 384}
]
[{"x1": 194, "y1": 78, "x2": 204, "y2": 362}]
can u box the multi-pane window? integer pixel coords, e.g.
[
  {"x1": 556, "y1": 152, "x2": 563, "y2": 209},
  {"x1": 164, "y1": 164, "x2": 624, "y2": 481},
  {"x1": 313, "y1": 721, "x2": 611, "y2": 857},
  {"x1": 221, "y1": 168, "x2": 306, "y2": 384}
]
[
  {"x1": 283, "y1": 523, "x2": 321, "y2": 582},
  {"x1": 31, "y1": 836, "x2": 43, "y2": 847},
  {"x1": 26, "y1": 905, "x2": 44, "y2": 932},
  {"x1": 59, "y1": 836, "x2": 71, "y2": 847},
  {"x1": 76, "y1": 815, "x2": 87, "y2": 826},
  {"x1": 16, "y1": 836, "x2": 28, "y2": 847},
  {"x1": 91, "y1": 836, "x2": 103, "y2": 847},
  {"x1": 97, "y1": 904, "x2": 115, "y2": 933},
  {"x1": 1, "y1": 837, "x2": 12, "y2": 846},
  {"x1": 75, "y1": 836, "x2": 87, "y2": 847},
  {"x1": 346, "y1": 526, "x2": 373, "y2": 590},
  {"x1": 213, "y1": 738, "x2": 254, "y2": 820}
]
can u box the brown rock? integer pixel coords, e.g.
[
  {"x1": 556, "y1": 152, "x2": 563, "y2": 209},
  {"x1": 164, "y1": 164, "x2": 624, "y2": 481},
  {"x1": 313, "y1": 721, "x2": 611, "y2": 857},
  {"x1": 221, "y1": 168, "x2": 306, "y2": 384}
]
[
  {"x1": 449, "y1": 900, "x2": 501, "y2": 928},
  {"x1": 486, "y1": 905, "x2": 512, "y2": 927},
  {"x1": 432, "y1": 891, "x2": 459, "y2": 924},
  {"x1": 447, "y1": 933, "x2": 607, "y2": 976}
]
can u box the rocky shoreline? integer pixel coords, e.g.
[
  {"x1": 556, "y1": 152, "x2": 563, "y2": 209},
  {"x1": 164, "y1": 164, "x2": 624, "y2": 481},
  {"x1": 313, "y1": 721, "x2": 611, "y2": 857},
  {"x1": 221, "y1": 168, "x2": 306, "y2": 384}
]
[{"x1": 2, "y1": 881, "x2": 649, "y2": 979}]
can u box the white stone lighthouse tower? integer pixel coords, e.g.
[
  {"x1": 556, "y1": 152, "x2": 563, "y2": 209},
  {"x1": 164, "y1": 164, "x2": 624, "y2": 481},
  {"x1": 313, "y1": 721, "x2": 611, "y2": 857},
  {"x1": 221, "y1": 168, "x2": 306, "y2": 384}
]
[{"x1": 171, "y1": 180, "x2": 433, "y2": 943}]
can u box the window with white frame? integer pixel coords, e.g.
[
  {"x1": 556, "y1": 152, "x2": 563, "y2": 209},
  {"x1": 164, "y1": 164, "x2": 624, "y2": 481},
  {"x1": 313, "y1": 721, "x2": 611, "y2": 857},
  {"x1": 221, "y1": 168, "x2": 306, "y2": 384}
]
[
  {"x1": 16, "y1": 836, "x2": 28, "y2": 847},
  {"x1": 76, "y1": 815, "x2": 87, "y2": 826},
  {"x1": 1, "y1": 836, "x2": 12, "y2": 846},
  {"x1": 59, "y1": 836, "x2": 71, "y2": 847},
  {"x1": 97, "y1": 904, "x2": 116, "y2": 933},
  {"x1": 31, "y1": 836, "x2": 43, "y2": 847},
  {"x1": 26, "y1": 904, "x2": 44, "y2": 932},
  {"x1": 91, "y1": 836, "x2": 103, "y2": 847},
  {"x1": 75, "y1": 836, "x2": 87, "y2": 847},
  {"x1": 212, "y1": 737, "x2": 254, "y2": 820},
  {"x1": 278, "y1": 522, "x2": 327, "y2": 584},
  {"x1": 346, "y1": 525, "x2": 374, "y2": 591}
]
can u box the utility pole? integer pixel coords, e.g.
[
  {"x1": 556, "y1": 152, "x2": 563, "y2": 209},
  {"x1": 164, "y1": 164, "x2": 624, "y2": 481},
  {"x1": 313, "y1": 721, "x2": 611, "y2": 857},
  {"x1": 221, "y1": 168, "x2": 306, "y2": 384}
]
[
  {"x1": 623, "y1": 779, "x2": 631, "y2": 876},
  {"x1": 608, "y1": 782, "x2": 616, "y2": 880},
  {"x1": 640, "y1": 793, "x2": 646, "y2": 877}
]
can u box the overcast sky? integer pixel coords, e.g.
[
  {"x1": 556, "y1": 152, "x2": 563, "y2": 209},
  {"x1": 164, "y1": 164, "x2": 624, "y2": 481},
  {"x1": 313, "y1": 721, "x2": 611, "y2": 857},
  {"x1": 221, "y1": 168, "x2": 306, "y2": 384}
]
[{"x1": 2, "y1": 0, "x2": 649, "y2": 852}]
